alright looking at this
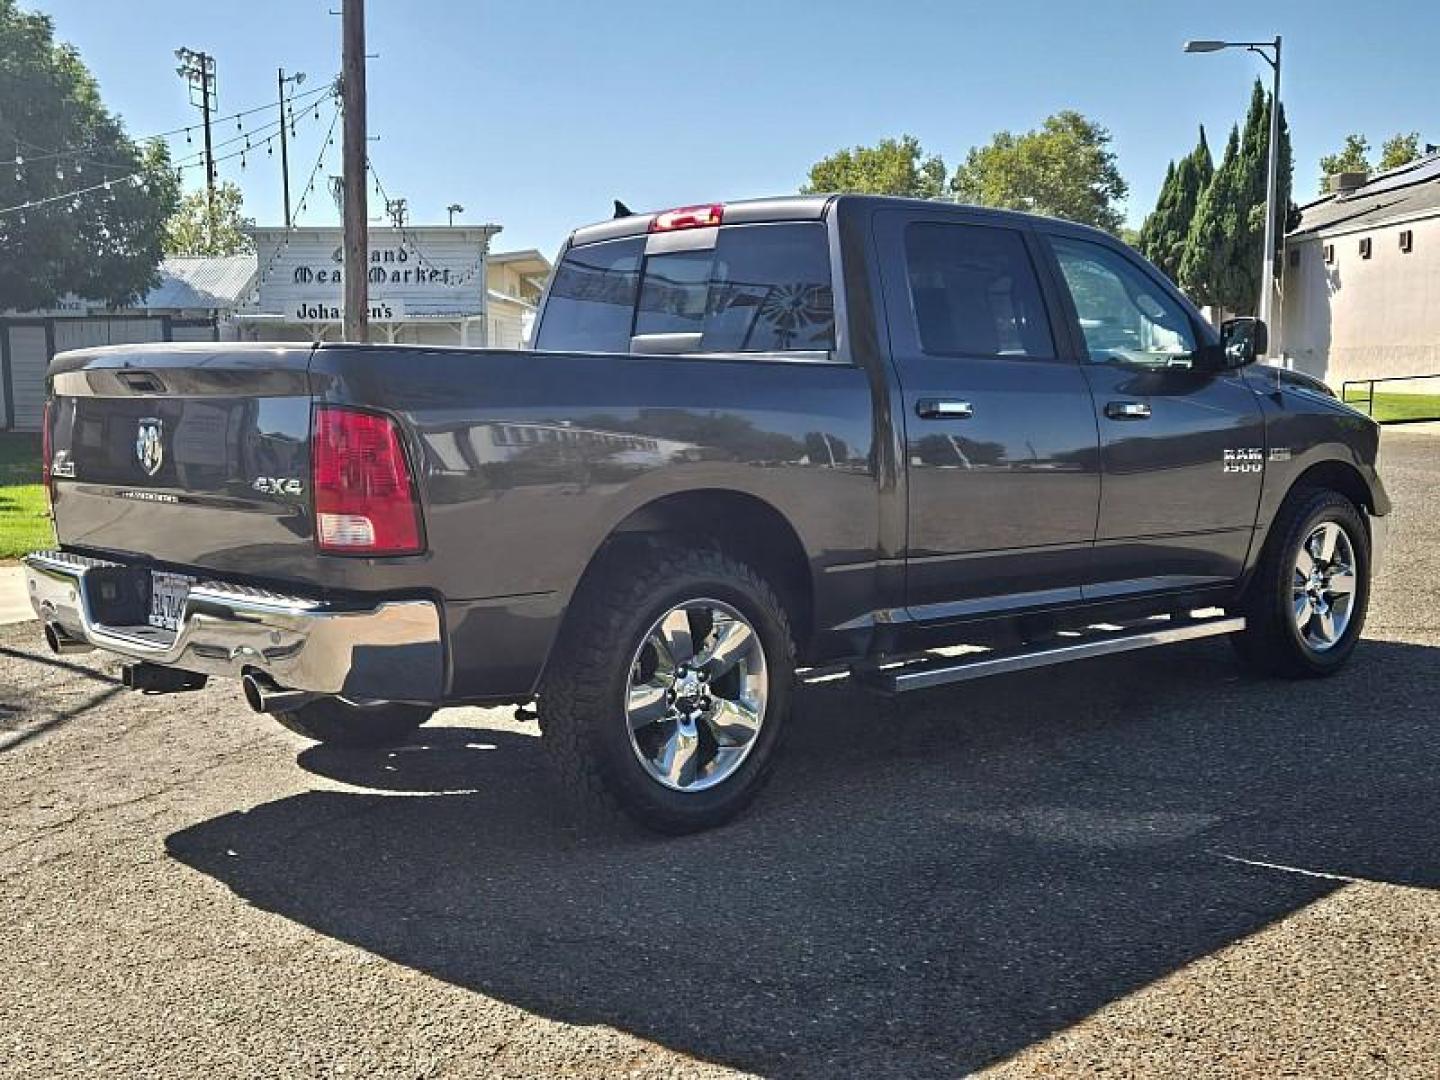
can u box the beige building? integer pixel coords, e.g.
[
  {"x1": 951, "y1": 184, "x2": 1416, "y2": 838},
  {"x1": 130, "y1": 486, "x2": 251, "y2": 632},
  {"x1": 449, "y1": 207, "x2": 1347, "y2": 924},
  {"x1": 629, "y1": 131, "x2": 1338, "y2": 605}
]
[
  {"x1": 485, "y1": 249, "x2": 550, "y2": 348},
  {"x1": 1279, "y1": 152, "x2": 1440, "y2": 389}
]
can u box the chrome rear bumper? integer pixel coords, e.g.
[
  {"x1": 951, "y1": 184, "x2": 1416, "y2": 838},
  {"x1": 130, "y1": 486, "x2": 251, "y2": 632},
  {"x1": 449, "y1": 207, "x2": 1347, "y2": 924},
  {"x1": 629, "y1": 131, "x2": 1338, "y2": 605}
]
[{"x1": 23, "y1": 550, "x2": 444, "y2": 701}]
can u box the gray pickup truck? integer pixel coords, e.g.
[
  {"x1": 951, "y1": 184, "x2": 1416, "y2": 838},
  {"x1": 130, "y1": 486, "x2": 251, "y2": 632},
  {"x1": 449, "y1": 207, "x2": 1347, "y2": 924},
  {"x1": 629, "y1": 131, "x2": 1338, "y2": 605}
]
[{"x1": 26, "y1": 195, "x2": 1389, "y2": 832}]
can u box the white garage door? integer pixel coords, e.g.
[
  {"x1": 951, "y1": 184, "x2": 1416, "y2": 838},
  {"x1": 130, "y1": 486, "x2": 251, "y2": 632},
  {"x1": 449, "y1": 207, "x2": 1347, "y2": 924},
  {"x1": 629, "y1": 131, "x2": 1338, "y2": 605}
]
[
  {"x1": 6, "y1": 325, "x2": 49, "y2": 431},
  {"x1": 52, "y1": 317, "x2": 166, "y2": 353}
]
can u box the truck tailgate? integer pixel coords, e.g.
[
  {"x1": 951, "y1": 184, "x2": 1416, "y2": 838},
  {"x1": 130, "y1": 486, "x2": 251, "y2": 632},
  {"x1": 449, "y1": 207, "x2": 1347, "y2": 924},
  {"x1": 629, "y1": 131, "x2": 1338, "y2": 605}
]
[{"x1": 48, "y1": 343, "x2": 318, "y2": 581}]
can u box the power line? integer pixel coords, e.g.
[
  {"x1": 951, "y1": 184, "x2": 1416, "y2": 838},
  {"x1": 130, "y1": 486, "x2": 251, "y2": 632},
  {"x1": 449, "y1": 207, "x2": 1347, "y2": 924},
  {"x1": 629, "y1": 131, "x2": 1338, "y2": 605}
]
[{"x1": 0, "y1": 77, "x2": 337, "y2": 168}]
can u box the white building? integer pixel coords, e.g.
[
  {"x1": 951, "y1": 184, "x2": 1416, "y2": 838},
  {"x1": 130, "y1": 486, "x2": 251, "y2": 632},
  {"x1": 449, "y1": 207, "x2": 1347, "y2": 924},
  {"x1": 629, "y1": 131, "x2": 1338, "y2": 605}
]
[
  {"x1": 236, "y1": 224, "x2": 508, "y2": 346},
  {"x1": 1279, "y1": 152, "x2": 1440, "y2": 388}
]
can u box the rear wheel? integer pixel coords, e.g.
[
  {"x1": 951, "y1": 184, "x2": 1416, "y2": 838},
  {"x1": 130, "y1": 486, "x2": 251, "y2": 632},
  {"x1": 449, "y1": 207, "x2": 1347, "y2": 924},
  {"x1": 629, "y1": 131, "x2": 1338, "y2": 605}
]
[
  {"x1": 273, "y1": 698, "x2": 434, "y2": 748},
  {"x1": 539, "y1": 543, "x2": 795, "y2": 833},
  {"x1": 1234, "y1": 488, "x2": 1370, "y2": 678}
]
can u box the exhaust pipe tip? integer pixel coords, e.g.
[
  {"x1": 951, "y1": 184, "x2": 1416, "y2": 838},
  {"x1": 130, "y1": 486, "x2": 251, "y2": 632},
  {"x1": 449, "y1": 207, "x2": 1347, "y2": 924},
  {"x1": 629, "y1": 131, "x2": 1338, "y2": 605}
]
[
  {"x1": 44, "y1": 622, "x2": 93, "y2": 656},
  {"x1": 241, "y1": 671, "x2": 267, "y2": 713},
  {"x1": 242, "y1": 671, "x2": 318, "y2": 715}
]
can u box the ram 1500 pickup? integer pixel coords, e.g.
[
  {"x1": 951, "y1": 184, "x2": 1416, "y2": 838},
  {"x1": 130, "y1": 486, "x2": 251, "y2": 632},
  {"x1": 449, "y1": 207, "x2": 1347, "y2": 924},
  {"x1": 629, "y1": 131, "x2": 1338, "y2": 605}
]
[{"x1": 25, "y1": 195, "x2": 1390, "y2": 832}]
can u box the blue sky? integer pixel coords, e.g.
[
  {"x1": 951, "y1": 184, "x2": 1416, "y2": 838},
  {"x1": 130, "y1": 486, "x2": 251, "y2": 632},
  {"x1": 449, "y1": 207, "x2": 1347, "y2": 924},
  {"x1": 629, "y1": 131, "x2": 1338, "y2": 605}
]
[{"x1": 36, "y1": 0, "x2": 1437, "y2": 256}]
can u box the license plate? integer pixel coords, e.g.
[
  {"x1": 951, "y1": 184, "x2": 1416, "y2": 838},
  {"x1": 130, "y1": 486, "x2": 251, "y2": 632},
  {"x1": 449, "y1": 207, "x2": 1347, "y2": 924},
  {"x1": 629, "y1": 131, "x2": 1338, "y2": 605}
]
[{"x1": 148, "y1": 572, "x2": 193, "y2": 632}]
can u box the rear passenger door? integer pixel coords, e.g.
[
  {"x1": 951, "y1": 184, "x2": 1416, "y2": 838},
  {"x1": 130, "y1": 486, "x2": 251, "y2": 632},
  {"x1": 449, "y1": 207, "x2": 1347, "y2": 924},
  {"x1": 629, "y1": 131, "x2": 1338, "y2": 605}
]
[{"x1": 874, "y1": 210, "x2": 1101, "y2": 621}]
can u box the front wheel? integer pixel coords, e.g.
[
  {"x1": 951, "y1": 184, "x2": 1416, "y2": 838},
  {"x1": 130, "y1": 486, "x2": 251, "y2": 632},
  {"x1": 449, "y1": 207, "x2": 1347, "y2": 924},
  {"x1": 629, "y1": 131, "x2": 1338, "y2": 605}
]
[
  {"x1": 539, "y1": 544, "x2": 795, "y2": 834},
  {"x1": 1234, "y1": 488, "x2": 1371, "y2": 678}
]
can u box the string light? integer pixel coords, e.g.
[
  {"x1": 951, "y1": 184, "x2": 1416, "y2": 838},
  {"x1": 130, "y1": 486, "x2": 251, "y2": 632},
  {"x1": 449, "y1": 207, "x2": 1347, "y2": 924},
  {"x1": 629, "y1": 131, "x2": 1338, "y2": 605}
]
[
  {"x1": 1, "y1": 78, "x2": 336, "y2": 167},
  {"x1": 366, "y1": 159, "x2": 486, "y2": 287},
  {"x1": 236, "y1": 97, "x2": 342, "y2": 308},
  {"x1": 1, "y1": 89, "x2": 337, "y2": 220}
]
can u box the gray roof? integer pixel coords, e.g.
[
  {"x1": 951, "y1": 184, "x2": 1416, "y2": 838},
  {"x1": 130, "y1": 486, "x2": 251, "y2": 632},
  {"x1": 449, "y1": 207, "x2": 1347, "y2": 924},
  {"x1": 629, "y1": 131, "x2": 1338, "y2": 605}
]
[
  {"x1": 141, "y1": 254, "x2": 258, "y2": 310},
  {"x1": 1291, "y1": 152, "x2": 1440, "y2": 237}
]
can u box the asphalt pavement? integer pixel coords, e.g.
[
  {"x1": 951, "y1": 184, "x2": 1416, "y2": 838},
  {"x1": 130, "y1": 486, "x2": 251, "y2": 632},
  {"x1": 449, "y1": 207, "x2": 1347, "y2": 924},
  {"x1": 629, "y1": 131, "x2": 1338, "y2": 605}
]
[{"x1": 1, "y1": 430, "x2": 1435, "y2": 1078}]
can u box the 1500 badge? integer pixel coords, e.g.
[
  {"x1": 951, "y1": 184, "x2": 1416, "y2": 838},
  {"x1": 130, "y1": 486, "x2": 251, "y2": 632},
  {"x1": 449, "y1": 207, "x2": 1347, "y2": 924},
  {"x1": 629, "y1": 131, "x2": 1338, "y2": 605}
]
[
  {"x1": 1222, "y1": 447, "x2": 1290, "y2": 474},
  {"x1": 1223, "y1": 448, "x2": 1264, "y2": 474},
  {"x1": 252, "y1": 477, "x2": 304, "y2": 496}
]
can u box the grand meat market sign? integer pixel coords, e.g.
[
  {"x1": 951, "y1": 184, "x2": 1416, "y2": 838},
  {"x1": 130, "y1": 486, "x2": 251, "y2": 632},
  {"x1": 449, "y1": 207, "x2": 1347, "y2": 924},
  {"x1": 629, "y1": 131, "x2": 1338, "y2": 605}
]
[{"x1": 252, "y1": 225, "x2": 499, "y2": 321}]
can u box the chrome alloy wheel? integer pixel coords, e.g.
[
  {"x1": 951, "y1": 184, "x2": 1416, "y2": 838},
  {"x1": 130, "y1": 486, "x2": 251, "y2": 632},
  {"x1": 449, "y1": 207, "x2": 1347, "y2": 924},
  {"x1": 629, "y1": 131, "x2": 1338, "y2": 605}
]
[
  {"x1": 1293, "y1": 521, "x2": 1358, "y2": 651},
  {"x1": 624, "y1": 599, "x2": 769, "y2": 792}
]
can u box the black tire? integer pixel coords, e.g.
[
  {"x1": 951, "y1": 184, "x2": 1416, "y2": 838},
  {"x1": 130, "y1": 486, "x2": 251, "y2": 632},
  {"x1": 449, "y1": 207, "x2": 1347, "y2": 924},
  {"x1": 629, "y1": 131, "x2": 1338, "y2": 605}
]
[
  {"x1": 273, "y1": 698, "x2": 434, "y2": 747},
  {"x1": 1233, "y1": 488, "x2": 1371, "y2": 678},
  {"x1": 538, "y1": 542, "x2": 795, "y2": 834}
]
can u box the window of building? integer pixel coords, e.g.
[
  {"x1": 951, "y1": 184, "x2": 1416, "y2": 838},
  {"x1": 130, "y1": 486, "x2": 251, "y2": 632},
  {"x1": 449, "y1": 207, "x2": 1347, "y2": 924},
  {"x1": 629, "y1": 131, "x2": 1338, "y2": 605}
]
[
  {"x1": 1288, "y1": 247, "x2": 1300, "y2": 268},
  {"x1": 1050, "y1": 236, "x2": 1196, "y2": 367},
  {"x1": 1400, "y1": 229, "x2": 1414, "y2": 253},
  {"x1": 1324, "y1": 243, "x2": 1336, "y2": 265},
  {"x1": 1359, "y1": 237, "x2": 1373, "y2": 259},
  {"x1": 902, "y1": 223, "x2": 1055, "y2": 358}
]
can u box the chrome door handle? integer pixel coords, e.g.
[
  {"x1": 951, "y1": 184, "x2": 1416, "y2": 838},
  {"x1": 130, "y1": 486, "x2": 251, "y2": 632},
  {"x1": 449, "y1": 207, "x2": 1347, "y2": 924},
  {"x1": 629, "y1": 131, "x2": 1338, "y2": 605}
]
[
  {"x1": 916, "y1": 399, "x2": 974, "y2": 420},
  {"x1": 1105, "y1": 400, "x2": 1152, "y2": 420}
]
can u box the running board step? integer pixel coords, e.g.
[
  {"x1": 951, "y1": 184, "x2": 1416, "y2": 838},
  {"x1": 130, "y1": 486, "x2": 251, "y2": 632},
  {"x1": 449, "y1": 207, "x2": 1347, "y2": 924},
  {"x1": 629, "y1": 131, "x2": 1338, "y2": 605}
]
[{"x1": 860, "y1": 613, "x2": 1246, "y2": 695}]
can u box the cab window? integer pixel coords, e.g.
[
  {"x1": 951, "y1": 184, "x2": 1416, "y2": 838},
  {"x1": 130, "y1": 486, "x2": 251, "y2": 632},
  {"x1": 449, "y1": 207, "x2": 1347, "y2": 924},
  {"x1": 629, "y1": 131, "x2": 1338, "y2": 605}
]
[
  {"x1": 535, "y1": 236, "x2": 643, "y2": 353},
  {"x1": 903, "y1": 222, "x2": 1055, "y2": 359},
  {"x1": 1050, "y1": 236, "x2": 1197, "y2": 367},
  {"x1": 635, "y1": 223, "x2": 836, "y2": 352}
]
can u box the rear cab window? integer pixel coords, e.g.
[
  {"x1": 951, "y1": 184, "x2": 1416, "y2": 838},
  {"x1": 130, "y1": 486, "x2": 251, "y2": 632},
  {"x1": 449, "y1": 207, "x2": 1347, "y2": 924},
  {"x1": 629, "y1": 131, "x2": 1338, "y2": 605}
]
[{"x1": 536, "y1": 222, "x2": 835, "y2": 355}]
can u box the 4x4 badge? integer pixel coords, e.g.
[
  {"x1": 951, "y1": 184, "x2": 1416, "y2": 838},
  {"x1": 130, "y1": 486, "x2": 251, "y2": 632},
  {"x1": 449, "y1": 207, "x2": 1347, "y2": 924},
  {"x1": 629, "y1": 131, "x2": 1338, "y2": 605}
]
[{"x1": 136, "y1": 418, "x2": 164, "y2": 477}]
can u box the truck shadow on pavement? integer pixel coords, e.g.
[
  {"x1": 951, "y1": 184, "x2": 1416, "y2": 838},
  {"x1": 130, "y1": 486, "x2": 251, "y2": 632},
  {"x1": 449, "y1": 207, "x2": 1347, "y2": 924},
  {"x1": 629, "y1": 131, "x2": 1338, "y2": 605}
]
[{"x1": 165, "y1": 637, "x2": 1438, "y2": 1078}]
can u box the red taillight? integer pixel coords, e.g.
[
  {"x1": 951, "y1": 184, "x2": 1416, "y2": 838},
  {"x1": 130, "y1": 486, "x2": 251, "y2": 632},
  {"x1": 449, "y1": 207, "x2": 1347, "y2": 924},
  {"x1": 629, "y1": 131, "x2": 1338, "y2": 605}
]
[
  {"x1": 648, "y1": 203, "x2": 724, "y2": 232},
  {"x1": 311, "y1": 406, "x2": 423, "y2": 555}
]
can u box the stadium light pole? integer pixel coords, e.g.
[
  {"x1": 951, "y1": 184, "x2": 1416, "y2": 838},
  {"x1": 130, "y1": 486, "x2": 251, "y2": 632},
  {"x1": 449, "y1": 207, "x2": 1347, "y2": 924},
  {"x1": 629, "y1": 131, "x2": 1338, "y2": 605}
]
[{"x1": 1185, "y1": 36, "x2": 1282, "y2": 341}]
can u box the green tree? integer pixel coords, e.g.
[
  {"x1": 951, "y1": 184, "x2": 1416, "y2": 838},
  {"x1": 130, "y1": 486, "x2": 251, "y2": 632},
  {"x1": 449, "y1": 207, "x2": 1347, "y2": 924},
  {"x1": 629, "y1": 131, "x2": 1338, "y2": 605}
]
[
  {"x1": 949, "y1": 111, "x2": 1129, "y2": 234},
  {"x1": 0, "y1": 0, "x2": 179, "y2": 309},
  {"x1": 1181, "y1": 81, "x2": 1294, "y2": 316},
  {"x1": 1138, "y1": 126, "x2": 1213, "y2": 282},
  {"x1": 164, "y1": 181, "x2": 255, "y2": 256},
  {"x1": 801, "y1": 135, "x2": 946, "y2": 198},
  {"x1": 1379, "y1": 131, "x2": 1421, "y2": 171},
  {"x1": 1318, "y1": 133, "x2": 1370, "y2": 190}
]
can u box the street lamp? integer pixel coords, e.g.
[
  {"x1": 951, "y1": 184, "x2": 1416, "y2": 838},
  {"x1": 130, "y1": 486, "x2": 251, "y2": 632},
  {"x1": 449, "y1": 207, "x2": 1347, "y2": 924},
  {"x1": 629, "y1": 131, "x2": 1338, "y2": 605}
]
[
  {"x1": 447, "y1": 203, "x2": 464, "y2": 226},
  {"x1": 1184, "y1": 35, "x2": 1282, "y2": 342}
]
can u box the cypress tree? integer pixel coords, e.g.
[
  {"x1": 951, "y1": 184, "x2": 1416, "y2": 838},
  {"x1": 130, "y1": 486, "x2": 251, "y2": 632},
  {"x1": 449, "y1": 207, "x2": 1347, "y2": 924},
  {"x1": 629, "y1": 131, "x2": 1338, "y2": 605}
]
[
  {"x1": 1180, "y1": 82, "x2": 1293, "y2": 316},
  {"x1": 1137, "y1": 161, "x2": 1178, "y2": 267},
  {"x1": 1180, "y1": 125, "x2": 1242, "y2": 309},
  {"x1": 1138, "y1": 127, "x2": 1213, "y2": 282}
]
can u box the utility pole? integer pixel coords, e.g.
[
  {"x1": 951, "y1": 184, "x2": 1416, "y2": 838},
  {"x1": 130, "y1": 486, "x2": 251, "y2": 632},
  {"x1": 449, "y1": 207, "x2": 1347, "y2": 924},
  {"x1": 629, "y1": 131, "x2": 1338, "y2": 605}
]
[
  {"x1": 175, "y1": 48, "x2": 217, "y2": 242},
  {"x1": 341, "y1": 0, "x2": 369, "y2": 342},
  {"x1": 385, "y1": 197, "x2": 408, "y2": 227},
  {"x1": 277, "y1": 68, "x2": 306, "y2": 228}
]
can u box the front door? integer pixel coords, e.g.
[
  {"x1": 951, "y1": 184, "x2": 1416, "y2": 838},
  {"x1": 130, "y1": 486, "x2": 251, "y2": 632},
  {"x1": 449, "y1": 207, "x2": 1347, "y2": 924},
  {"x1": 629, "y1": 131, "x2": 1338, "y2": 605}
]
[
  {"x1": 874, "y1": 210, "x2": 1101, "y2": 621},
  {"x1": 1042, "y1": 233, "x2": 1267, "y2": 598}
]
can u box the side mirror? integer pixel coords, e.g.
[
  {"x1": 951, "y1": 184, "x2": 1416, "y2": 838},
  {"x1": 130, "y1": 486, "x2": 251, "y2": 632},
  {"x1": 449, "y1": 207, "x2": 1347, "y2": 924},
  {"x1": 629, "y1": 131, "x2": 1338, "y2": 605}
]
[{"x1": 1219, "y1": 317, "x2": 1267, "y2": 367}]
